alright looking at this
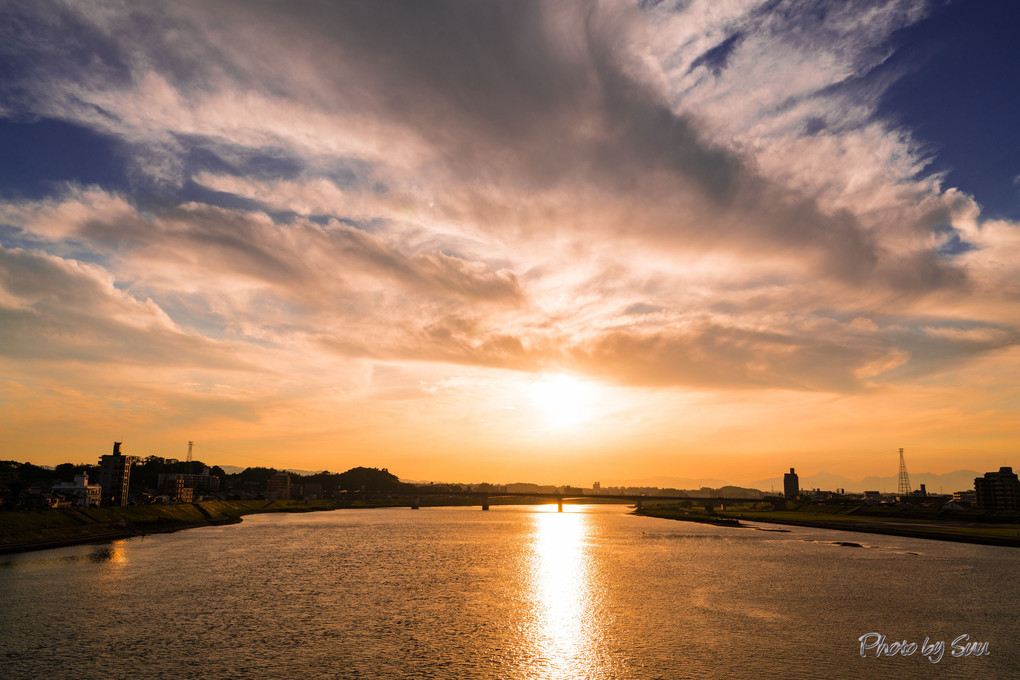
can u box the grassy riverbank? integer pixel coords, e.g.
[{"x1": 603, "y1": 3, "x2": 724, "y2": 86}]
[
  {"x1": 637, "y1": 501, "x2": 1020, "y2": 547},
  {"x1": 0, "y1": 499, "x2": 392, "y2": 553},
  {"x1": 1, "y1": 500, "x2": 255, "y2": 553}
]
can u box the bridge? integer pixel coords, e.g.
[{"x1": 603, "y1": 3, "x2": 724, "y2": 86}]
[{"x1": 369, "y1": 489, "x2": 768, "y2": 512}]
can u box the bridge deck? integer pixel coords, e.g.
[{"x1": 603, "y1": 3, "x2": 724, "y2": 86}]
[{"x1": 375, "y1": 490, "x2": 767, "y2": 504}]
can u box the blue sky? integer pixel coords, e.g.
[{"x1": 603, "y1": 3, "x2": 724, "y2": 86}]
[
  {"x1": 0, "y1": 119, "x2": 127, "y2": 200},
  {"x1": 876, "y1": 0, "x2": 1020, "y2": 220},
  {"x1": 0, "y1": 0, "x2": 1018, "y2": 482}
]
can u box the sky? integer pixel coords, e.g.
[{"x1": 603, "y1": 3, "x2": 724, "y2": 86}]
[{"x1": 1, "y1": 0, "x2": 1018, "y2": 486}]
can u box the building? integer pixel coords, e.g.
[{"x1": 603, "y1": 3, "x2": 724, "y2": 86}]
[
  {"x1": 974, "y1": 467, "x2": 1020, "y2": 511},
  {"x1": 20, "y1": 489, "x2": 65, "y2": 509},
  {"x1": 156, "y1": 468, "x2": 221, "y2": 495},
  {"x1": 898, "y1": 484, "x2": 950, "y2": 506},
  {"x1": 98, "y1": 441, "x2": 135, "y2": 506},
  {"x1": 267, "y1": 472, "x2": 291, "y2": 500},
  {"x1": 52, "y1": 472, "x2": 103, "y2": 507},
  {"x1": 783, "y1": 468, "x2": 799, "y2": 499},
  {"x1": 506, "y1": 483, "x2": 541, "y2": 494},
  {"x1": 952, "y1": 490, "x2": 975, "y2": 504},
  {"x1": 158, "y1": 476, "x2": 194, "y2": 503}
]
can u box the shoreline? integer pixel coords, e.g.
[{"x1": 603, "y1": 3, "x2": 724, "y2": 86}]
[
  {"x1": 0, "y1": 499, "x2": 299, "y2": 556},
  {"x1": 0, "y1": 498, "x2": 569, "y2": 555},
  {"x1": 0, "y1": 516, "x2": 243, "y2": 556},
  {"x1": 637, "y1": 508, "x2": 1020, "y2": 548},
  {"x1": 731, "y1": 515, "x2": 1020, "y2": 547}
]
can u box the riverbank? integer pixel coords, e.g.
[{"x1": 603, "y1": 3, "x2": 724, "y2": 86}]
[
  {"x1": 637, "y1": 504, "x2": 1020, "y2": 547},
  {"x1": 0, "y1": 499, "x2": 408, "y2": 554},
  {"x1": 0, "y1": 496, "x2": 583, "y2": 554},
  {"x1": 632, "y1": 507, "x2": 741, "y2": 528}
]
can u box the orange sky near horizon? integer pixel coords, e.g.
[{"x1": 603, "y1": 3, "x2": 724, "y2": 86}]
[{"x1": 5, "y1": 351, "x2": 1016, "y2": 486}]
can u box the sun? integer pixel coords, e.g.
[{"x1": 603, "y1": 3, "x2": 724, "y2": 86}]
[{"x1": 528, "y1": 374, "x2": 596, "y2": 429}]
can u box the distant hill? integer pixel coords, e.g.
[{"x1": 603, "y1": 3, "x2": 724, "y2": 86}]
[{"x1": 219, "y1": 465, "x2": 325, "y2": 476}]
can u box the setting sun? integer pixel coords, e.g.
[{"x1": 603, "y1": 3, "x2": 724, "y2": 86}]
[{"x1": 528, "y1": 375, "x2": 597, "y2": 429}]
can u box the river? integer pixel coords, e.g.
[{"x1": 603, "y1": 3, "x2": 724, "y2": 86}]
[{"x1": 0, "y1": 504, "x2": 1016, "y2": 679}]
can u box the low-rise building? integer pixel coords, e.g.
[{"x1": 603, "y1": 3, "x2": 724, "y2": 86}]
[
  {"x1": 18, "y1": 488, "x2": 65, "y2": 509},
  {"x1": 506, "y1": 483, "x2": 541, "y2": 494},
  {"x1": 952, "y1": 490, "x2": 976, "y2": 504},
  {"x1": 52, "y1": 473, "x2": 102, "y2": 507}
]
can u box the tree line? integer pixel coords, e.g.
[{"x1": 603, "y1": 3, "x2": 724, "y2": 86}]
[{"x1": 1, "y1": 458, "x2": 411, "y2": 506}]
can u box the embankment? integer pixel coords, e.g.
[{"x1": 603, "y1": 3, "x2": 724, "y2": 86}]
[
  {"x1": 637, "y1": 503, "x2": 1020, "y2": 548},
  {"x1": 0, "y1": 500, "x2": 339, "y2": 554},
  {"x1": 633, "y1": 506, "x2": 742, "y2": 527},
  {"x1": 0, "y1": 497, "x2": 540, "y2": 554}
]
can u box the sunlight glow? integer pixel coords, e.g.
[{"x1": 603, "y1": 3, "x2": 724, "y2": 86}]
[
  {"x1": 528, "y1": 375, "x2": 597, "y2": 429},
  {"x1": 528, "y1": 510, "x2": 597, "y2": 679}
]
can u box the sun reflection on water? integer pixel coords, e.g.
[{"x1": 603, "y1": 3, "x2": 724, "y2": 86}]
[
  {"x1": 525, "y1": 508, "x2": 611, "y2": 680},
  {"x1": 106, "y1": 540, "x2": 128, "y2": 566}
]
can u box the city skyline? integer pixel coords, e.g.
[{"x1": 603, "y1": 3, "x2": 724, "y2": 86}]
[
  {"x1": 2, "y1": 1, "x2": 1019, "y2": 485},
  {"x1": 1, "y1": 438, "x2": 1003, "y2": 497}
]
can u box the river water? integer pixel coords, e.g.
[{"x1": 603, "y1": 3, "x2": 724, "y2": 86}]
[{"x1": 0, "y1": 504, "x2": 1016, "y2": 679}]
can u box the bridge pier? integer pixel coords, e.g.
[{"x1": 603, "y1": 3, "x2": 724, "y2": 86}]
[
  {"x1": 482, "y1": 494, "x2": 489, "y2": 511},
  {"x1": 557, "y1": 498, "x2": 563, "y2": 512}
]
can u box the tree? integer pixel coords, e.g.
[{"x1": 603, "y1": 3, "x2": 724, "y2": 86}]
[{"x1": 335, "y1": 466, "x2": 407, "y2": 492}]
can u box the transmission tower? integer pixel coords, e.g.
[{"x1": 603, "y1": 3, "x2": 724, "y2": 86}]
[
  {"x1": 187, "y1": 440, "x2": 194, "y2": 476},
  {"x1": 897, "y1": 447, "x2": 911, "y2": 495}
]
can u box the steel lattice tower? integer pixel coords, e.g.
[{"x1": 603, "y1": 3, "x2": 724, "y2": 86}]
[{"x1": 897, "y1": 447, "x2": 912, "y2": 495}]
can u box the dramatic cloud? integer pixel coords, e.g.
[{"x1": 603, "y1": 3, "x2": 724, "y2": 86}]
[{"x1": 1, "y1": 0, "x2": 1018, "y2": 479}]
